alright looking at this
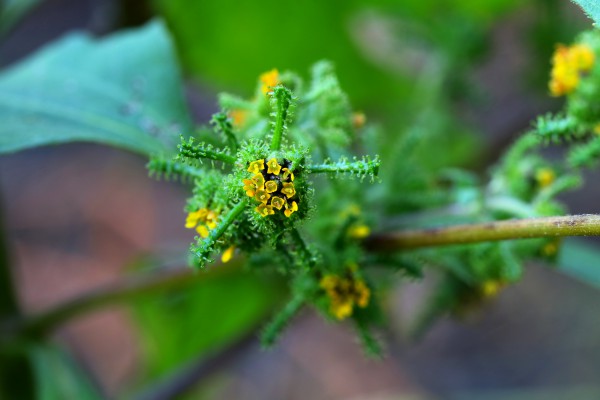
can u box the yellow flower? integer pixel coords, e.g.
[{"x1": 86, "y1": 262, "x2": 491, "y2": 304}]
[
  {"x1": 542, "y1": 239, "x2": 561, "y2": 257},
  {"x1": 254, "y1": 189, "x2": 270, "y2": 204},
  {"x1": 260, "y1": 69, "x2": 279, "y2": 95},
  {"x1": 352, "y1": 112, "x2": 366, "y2": 129},
  {"x1": 549, "y1": 43, "x2": 595, "y2": 96},
  {"x1": 481, "y1": 280, "x2": 504, "y2": 298},
  {"x1": 255, "y1": 203, "x2": 275, "y2": 217},
  {"x1": 282, "y1": 167, "x2": 294, "y2": 181},
  {"x1": 266, "y1": 158, "x2": 282, "y2": 175},
  {"x1": 347, "y1": 224, "x2": 370, "y2": 239},
  {"x1": 271, "y1": 196, "x2": 285, "y2": 210},
  {"x1": 247, "y1": 159, "x2": 265, "y2": 174},
  {"x1": 535, "y1": 168, "x2": 555, "y2": 189},
  {"x1": 221, "y1": 246, "x2": 235, "y2": 263},
  {"x1": 265, "y1": 180, "x2": 278, "y2": 193},
  {"x1": 284, "y1": 200, "x2": 298, "y2": 217},
  {"x1": 252, "y1": 173, "x2": 265, "y2": 187},
  {"x1": 281, "y1": 182, "x2": 296, "y2": 198},
  {"x1": 320, "y1": 274, "x2": 371, "y2": 320}
]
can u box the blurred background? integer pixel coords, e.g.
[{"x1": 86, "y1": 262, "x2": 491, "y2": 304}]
[{"x1": 2, "y1": 0, "x2": 600, "y2": 399}]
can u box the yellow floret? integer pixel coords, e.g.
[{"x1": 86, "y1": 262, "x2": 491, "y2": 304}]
[
  {"x1": 221, "y1": 246, "x2": 235, "y2": 263},
  {"x1": 347, "y1": 224, "x2": 371, "y2": 239},
  {"x1": 284, "y1": 201, "x2": 298, "y2": 217},
  {"x1": 260, "y1": 69, "x2": 279, "y2": 95},
  {"x1": 266, "y1": 158, "x2": 282, "y2": 175},
  {"x1": 247, "y1": 159, "x2": 265, "y2": 174}
]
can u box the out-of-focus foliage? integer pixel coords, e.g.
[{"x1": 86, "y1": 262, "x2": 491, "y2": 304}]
[
  {"x1": 131, "y1": 265, "x2": 283, "y2": 380},
  {"x1": 153, "y1": 0, "x2": 524, "y2": 107},
  {"x1": 0, "y1": 21, "x2": 192, "y2": 156},
  {"x1": 30, "y1": 346, "x2": 102, "y2": 400},
  {"x1": 0, "y1": 0, "x2": 43, "y2": 36}
]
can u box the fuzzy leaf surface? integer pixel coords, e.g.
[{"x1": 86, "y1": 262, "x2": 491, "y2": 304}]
[
  {"x1": 0, "y1": 20, "x2": 192, "y2": 156},
  {"x1": 572, "y1": 0, "x2": 600, "y2": 26}
]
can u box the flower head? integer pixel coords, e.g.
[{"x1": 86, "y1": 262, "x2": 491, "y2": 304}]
[
  {"x1": 243, "y1": 158, "x2": 299, "y2": 218},
  {"x1": 320, "y1": 273, "x2": 371, "y2": 320}
]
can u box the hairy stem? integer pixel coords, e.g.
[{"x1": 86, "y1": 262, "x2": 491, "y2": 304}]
[{"x1": 364, "y1": 214, "x2": 600, "y2": 252}]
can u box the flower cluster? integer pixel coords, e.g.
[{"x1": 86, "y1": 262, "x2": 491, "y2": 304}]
[
  {"x1": 320, "y1": 272, "x2": 371, "y2": 320},
  {"x1": 243, "y1": 158, "x2": 298, "y2": 218},
  {"x1": 549, "y1": 43, "x2": 594, "y2": 96},
  {"x1": 185, "y1": 208, "x2": 219, "y2": 238}
]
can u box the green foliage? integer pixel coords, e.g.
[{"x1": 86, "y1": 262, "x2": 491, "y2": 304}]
[
  {"x1": 0, "y1": 21, "x2": 192, "y2": 156},
  {"x1": 571, "y1": 0, "x2": 600, "y2": 26},
  {"x1": 0, "y1": 0, "x2": 43, "y2": 36},
  {"x1": 558, "y1": 239, "x2": 600, "y2": 289},
  {"x1": 131, "y1": 266, "x2": 283, "y2": 379},
  {"x1": 30, "y1": 346, "x2": 103, "y2": 400}
]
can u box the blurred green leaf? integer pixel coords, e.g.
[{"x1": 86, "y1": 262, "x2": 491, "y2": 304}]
[
  {"x1": 132, "y1": 265, "x2": 283, "y2": 379},
  {"x1": 557, "y1": 239, "x2": 600, "y2": 289},
  {"x1": 30, "y1": 346, "x2": 103, "y2": 400},
  {"x1": 0, "y1": 0, "x2": 43, "y2": 35},
  {"x1": 571, "y1": 0, "x2": 600, "y2": 26},
  {"x1": 0, "y1": 20, "x2": 192, "y2": 156}
]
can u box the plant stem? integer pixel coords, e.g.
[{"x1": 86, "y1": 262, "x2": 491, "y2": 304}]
[
  {"x1": 364, "y1": 214, "x2": 600, "y2": 252},
  {"x1": 270, "y1": 87, "x2": 291, "y2": 151}
]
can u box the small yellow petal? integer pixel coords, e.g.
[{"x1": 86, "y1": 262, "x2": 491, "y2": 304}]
[
  {"x1": 535, "y1": 168, "x2": 555, "y2": 188},
  {"x1": 348, "y1": 224, "x2": 370, "y2": 239},
  {"x1": 284, "y1": 201, "x2": 298, "y2": 217},
  {"x1": 282, "y1": 168, "x2": 294, "y2": 181},
  {"x1": 260, "y1": 69, "x2": 279, "y2": 95},
  {"x1": 221, "y1": 246, "x2": 235, "y2": 263},
  {"x1": 481, "y1": 280, "x2": 503, "y2": 298},
  {"x1": 196, "y1": 225, "x2": 209, "y2": 238}
]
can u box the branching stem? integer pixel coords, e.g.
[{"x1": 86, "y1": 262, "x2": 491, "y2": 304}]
[{"x1": 364, "y1": 214, "x2": 600, "y2": 252}]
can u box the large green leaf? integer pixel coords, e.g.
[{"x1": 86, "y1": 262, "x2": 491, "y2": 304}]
[
  {"x1": 558, "y1": 239, "x2": 600, "y2": 289},
  {"x1": 30, "y1": 346, "x2": 103, "y2": 400},
  {"x1": 0, "y1": 20, "x2": 193, "y2": 156},
  {"x1": 131, "y1": 264, "x2": 284, "y2": 381},
  {"x1": 571, "y1": 0, "x2": 600, "y2": 26}
]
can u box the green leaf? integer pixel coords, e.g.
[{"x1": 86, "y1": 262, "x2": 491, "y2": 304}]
[
  {"x1": 131, "y1": 265, "x2": 284, "y2": 380},
  {"x1": 558, "y1": 239, "x2": 600, "y2": 289},
  {"x1": 571, "y1": 0, "x2": 600, "y2": 26},
  {"x1": 30, "y1": 346, "x2": 103, "y2": 400},
  {"x1": 0, "y1": 20, "x2": 193, "y2": 156},
  {"x1": 0, "y1": 0, "x2": 44, "y2": 36}
]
